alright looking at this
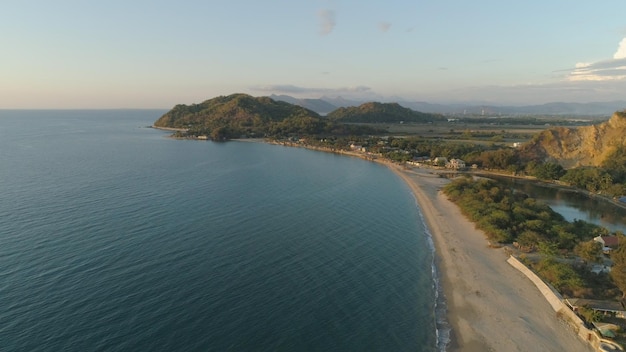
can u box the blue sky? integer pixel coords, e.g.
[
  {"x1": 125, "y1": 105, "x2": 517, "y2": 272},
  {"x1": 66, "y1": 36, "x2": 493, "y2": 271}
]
[{"x1": 3, "y1": 0, "x2": 626, "y2": 108}]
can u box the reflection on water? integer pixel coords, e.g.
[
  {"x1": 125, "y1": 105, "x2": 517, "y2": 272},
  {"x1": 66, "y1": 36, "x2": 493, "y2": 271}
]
[{"x1": 489, "y1": 176, "x2": 626, "y2": 234}]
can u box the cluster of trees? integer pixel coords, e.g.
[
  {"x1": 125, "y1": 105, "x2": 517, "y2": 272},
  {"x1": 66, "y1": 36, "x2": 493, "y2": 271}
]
[
  {"x1": 452, "y1": 145, "x2": 626, "y2": 198},
  {"x1": 443, "y1": 177, "x2": 607, "y2": 248},
  {"x1": 443, "y1": 176, "x2": 626, "y2": 298},
  {"x1": 522, "y1": 159, "x2": 626, "y2": 197}
]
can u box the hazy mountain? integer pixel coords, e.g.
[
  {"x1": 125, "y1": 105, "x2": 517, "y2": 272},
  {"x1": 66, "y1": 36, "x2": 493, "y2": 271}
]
[
  {"x1": 268, "y1": 94, "x2": 626, "y2": 116},
  {"x1": 269, "y1": 94, "x2": 338, "y2": 115},
  {"x1": 318, "y1": 96, "x2": 365, "y2": 109},
  {"x1": 398, "y1": 100, "x2": 626, "y2": 117}
]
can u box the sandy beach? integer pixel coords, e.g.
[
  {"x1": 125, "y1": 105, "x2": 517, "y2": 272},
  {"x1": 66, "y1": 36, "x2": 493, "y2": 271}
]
[{"x1": 387, "y1": 165, "x2": 593, "y2": 352}]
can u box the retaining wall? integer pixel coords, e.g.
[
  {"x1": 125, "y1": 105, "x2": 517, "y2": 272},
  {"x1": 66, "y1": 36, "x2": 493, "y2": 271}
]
[{"x1": 506, "y1": 255, "x2": 601, "y2": 349}]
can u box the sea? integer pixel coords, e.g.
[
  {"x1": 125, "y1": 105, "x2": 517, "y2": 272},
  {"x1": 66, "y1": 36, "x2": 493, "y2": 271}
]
[{"x1": 0, "y1": 110, "x2": 444, "y2": 351}]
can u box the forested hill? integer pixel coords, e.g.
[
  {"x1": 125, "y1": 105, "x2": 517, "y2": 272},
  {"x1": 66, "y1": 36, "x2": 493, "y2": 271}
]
[
  {"x1": 326, "y1": 102, "x2": 445, "y2": 123},
  {"x1": 154, "y1": 93, "x2": 319, "y2": 129},
  {"x1": 153, "y1": 94, "x2": 380, "y2": 140},
  {"x1": 521, "y1": 110, "x2": 626, "y2": 168}
]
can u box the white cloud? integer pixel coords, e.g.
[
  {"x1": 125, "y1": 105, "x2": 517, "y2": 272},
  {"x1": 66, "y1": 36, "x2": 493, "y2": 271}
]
[
  {"x1": 318, "y1": 10, "x2": 335, "y2": 36},
  {"x1": 568, "y1": 58, "x2": 626, "y2": 81},
  {"x1": 614, "y1": 37, "x2": 626, "y2": 59},
  {"x1": 568, "y1": 39, "x2": 626, "y2": 81}
]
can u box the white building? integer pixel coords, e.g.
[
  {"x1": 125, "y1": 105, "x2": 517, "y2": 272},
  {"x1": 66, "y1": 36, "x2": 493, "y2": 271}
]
[{"x1": 448, "y1": 159, "x2": 466, "y2": 169}]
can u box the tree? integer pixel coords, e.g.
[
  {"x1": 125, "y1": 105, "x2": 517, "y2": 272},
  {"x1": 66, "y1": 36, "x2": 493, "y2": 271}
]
[
  {"x1": 538, "y1": 241, "x2": 559, "y2": 258},
  {"x1": 578, "y1": 306, "x2": 602, "y2": 323},
  {"x1": 574, "y1": 240, "x2": 603, "y2": 263},
  {"x1": 517, "y1": 230, "x2": 541, "y2": 249},
  {"x1": 533, "y1": 162, "x2": 565, "y2": 180},
  {"x1": 610, "y1": 235, "x2": 626, "y2": 299}
]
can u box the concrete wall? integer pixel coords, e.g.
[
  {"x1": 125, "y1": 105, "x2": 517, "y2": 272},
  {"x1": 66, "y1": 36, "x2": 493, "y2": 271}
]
[{"x1": 507, "y1": 255, "x2": 601, "y2": 349}]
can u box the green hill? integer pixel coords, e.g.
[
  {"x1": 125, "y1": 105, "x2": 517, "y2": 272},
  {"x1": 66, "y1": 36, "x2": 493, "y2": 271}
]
[
  {"x1": 326, "y1": 102, "x2": 444, "y2": 123},
  {"x1": 154, "y1": 94, "x2": 381, "y2": 140},
  {"x1": 154, "y1": 94, "x2": 325, "y2": 139}
]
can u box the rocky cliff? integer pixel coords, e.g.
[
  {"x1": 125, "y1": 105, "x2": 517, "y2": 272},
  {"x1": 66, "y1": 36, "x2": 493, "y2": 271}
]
[{"x1": 521, "y1": 111, "x2": 626, "y2": 168}]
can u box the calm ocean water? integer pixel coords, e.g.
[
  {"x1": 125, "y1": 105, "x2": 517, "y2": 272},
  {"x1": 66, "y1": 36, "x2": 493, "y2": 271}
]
[{"x1": 0, "y1": 110, "x2": 441, "y2": 351}]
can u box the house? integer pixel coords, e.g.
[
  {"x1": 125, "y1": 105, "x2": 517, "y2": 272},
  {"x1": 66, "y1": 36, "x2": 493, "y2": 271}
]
[
  {"x1": 566, "y1": 298, "x2": 626, "y2": 319},
  {"x1": 448, "y1": 158, "x2": 466, "y2": 169},
  {"x1": 594, "y1": 236, "x2": 620, "y2": 252},
  {"x1": 407, "y1": 156, "x2": 430, "y2": 167},
  {"x1": 349, "y1": 144, "x2": 366, "y2": 152}
]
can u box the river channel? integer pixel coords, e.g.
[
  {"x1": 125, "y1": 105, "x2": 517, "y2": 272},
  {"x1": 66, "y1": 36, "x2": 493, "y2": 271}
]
[{"x1": 487, "y1": 176, "x2": 626, "y2": 234}]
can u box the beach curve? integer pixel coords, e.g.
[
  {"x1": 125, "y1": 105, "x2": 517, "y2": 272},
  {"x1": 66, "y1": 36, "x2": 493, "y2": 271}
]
[{"x1": 386, "y1": 164, "x2": 593, "y2": 352}]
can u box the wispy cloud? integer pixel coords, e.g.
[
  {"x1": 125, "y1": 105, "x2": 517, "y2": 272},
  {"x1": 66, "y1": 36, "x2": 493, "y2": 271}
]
[
  {"x1": 318, "y1": 9, "x2": 335, "y2": 36},
  {"x1": 378, "y1": 22, "x2": 391, "y2": 33},
  {"x1": 568, "y1": 38, "x2": 626, "y2": 81},
  {"x1": 568, "y1": 58, "x2": 626, "y2": 81}
]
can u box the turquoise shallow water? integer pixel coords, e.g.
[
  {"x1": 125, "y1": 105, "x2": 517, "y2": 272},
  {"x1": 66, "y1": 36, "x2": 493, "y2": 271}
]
[{"x1": 0, "y1": 110, "x2": 439, "y2": 351}]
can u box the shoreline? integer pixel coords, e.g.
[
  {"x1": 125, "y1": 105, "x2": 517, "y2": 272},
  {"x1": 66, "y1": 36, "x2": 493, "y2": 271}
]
[
  {"x1": 150, "y1": 125, "x2": 188, "y2": 132},
  {"x1": 235, "y1": 139, "x2": 593, "y2": 350},
  {"x1": 386, "y1": 164, "x2": 592, "y2": 351}
]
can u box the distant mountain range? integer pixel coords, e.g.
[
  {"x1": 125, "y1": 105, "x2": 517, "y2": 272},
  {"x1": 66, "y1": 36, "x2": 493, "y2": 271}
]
[{"x1": 269, "y1": 94, "x2": 626, "y2": 117}]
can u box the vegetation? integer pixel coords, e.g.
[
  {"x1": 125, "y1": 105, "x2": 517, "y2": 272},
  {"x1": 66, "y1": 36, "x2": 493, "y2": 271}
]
[
  {"x1": 610, "y1": 236, "x2": 626, "y2": 299},
  {"x1": 443, "y1": 176, "x2": 626, "y2": 302},
  {"x1": 157, "y1": 95, "x2": 626, "y2": 332},
  {"x1": 574, "y1": 240, "x2": 603, "y2": 263},
  {"x1": 534, "y1": 258, "x2": 584, "y2": 296},
  {"x1": 154, "y1": 94, "x2": 382, "y2": 140},
  {"x1": 156, "y1": 95, "x2": 626, "y2": 200},
  {"x1": 577, "y1": 305, "x2": 602, "y2": 323},
  {"x1": 443, "y1": 177, "x2": 595, "y2": 247},
  {"x1": 326, "y1": 102, "x2": 445, "y2": 123}
]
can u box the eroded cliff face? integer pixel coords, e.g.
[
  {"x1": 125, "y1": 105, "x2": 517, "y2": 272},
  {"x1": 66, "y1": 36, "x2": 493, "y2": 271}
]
[{"x1": 522, "y1": 111, "x2": 626, "y2": 168}]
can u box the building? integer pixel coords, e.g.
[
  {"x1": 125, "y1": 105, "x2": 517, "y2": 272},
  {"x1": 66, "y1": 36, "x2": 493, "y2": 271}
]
[
  {"x1": 594, "y1": 236, "x2": 620, "y2": 253},
  {"x1": 566, "y1": 298, "x2": 626, "y2": 319},
  {"x1": 448, "y1": 158, "x2": 466, "y2": 169}
]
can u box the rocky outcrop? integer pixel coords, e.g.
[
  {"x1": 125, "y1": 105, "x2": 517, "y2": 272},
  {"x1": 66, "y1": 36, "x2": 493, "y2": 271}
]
[{"x1": 521, "y1": 111, "x2": 626, "y2": 168}]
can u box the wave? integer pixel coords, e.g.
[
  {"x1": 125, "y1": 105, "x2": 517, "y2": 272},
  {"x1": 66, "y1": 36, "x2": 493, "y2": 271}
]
[{"x1": 415, "y1": 197, "x2": 450, "y2": 351}]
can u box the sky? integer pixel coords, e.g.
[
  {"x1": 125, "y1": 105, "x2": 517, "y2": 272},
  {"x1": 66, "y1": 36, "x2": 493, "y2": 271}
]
[{"x1": 2, "y1": 0, "x2": 626, "y2": 108}]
